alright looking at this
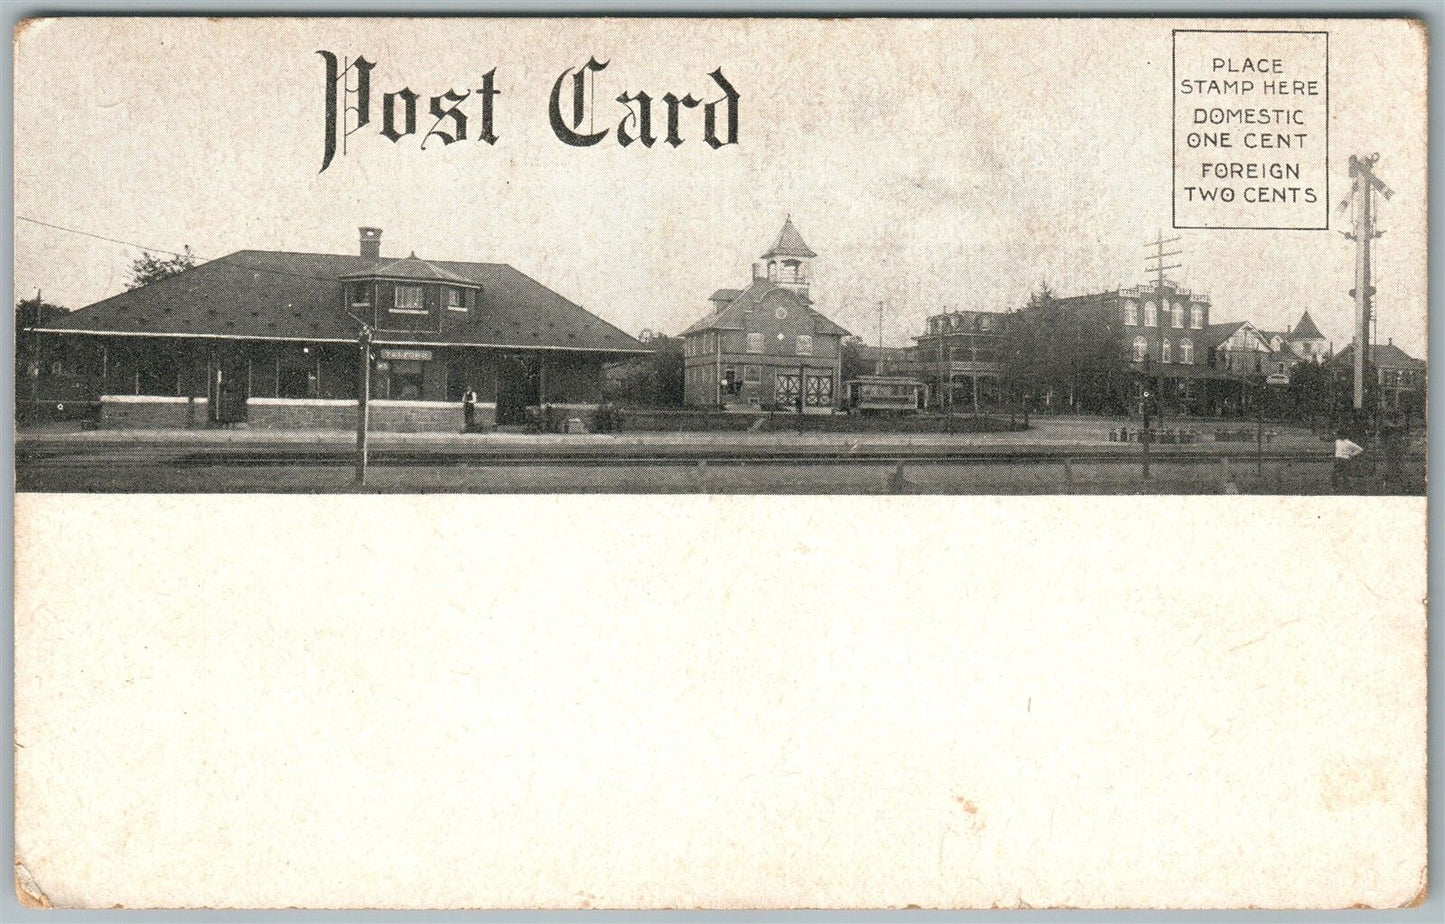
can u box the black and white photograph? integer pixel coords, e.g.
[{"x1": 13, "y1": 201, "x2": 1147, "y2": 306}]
[{"x1": 12, "y1": 18, "x2": 1425, "y2": 495}]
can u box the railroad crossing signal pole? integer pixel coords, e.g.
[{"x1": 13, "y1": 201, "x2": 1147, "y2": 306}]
[{"x1": 1341, "y1": 153, "x2": 1393, "y2": 412}]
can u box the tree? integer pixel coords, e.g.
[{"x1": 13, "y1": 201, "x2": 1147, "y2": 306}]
[
  {"x1": 839, "y1": 337, "x2": 874, "y2": 383},
  {"x1": 15, "y1": 295, "x2": 69, "y2": 406},
  {"x1": 127, "y1": 246, "x2": 197, "y2": 289},
  {"x1": 1003, "y1": 282, "x2": 1127, "y2": 414},
  {"x1": 15, "y1": 295, "x2": 68, "y2": 335},
  {"x1": 16, "y1": 294, "x2": 68, "y2": 370},
  {"x1": 605, "y1": 335, "x2": 684, "y2": 406},
  {"x1": 1287, "y1": 360, "x2": 1335, "y2": 425}
]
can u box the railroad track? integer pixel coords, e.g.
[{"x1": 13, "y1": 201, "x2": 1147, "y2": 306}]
[{"x1": 16, "y1": 443, "x2": 1337, "y2": 469}]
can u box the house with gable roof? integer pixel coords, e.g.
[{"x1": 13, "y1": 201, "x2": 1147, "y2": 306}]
[
  {"x1": 1328, "y1": 340, "x2": 1427, "y2": 415},
  {"x1": 681, "y1": 218, "x2": 850, "y2": 410},
  {"x1": 1261, "y1": 310, "x2": 1330, "y2": 364},
  {"x1": 1204, "y1": 319, "x2": 1277, "y2": 376}
]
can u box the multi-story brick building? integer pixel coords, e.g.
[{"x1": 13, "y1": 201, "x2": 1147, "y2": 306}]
[
  {"x1": 681, "y1": 218, "x2": 850, "y2": 410},
  {"x1": 1041, "y1": 279, "x2": 1227, "y2": 413}
]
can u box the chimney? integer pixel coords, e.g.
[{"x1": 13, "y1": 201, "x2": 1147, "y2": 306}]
[{"x1": 359, "y1": 226, "x2": 382, "y2": 261}]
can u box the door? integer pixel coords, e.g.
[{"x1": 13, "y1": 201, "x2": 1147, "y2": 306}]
[
  {"x1": 495, "y1": 353, "x2": 538, "y2": 425},
  {"x1": 210, "y1": 352, "x2": 249, "y2": 424},
  {"x1": 805, "y1": 374, "x2": 833, "y2": 407},
  {"x1": 774, "y1": 373, "x2": 801, "y2": 408}
]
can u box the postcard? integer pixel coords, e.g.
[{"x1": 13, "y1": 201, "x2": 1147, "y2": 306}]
[{"x1": 12, "y1": 16, "x2": 1428, "y2": 909}]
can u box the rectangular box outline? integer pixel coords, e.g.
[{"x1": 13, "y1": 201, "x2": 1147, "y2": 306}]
[{"x1": 1172, "y1": 29, "x2": 1330, "y2": 231}]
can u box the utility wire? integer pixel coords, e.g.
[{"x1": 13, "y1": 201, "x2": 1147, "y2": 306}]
[
  {"x1": 17, "y1": 215, "x2": 203, "y2": 262},
  {"x1": 16, "y1": 215, "x2": 346, "y2": 285}
]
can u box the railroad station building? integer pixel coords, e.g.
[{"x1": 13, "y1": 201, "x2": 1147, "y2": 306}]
[
  {"x1": 32, "y1": 227, "x2": 647, "y2": 430},
  {"x1": 681, "y1": 218, "x2": 850, "y2": 411}
]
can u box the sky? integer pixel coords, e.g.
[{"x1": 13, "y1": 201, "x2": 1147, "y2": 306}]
[{"x1": 13, "y1": 17, "x2": 1429, "y2": 358}]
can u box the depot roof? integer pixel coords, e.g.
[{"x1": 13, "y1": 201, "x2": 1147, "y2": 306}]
[{"x1": 39, "y1": 250, "x2": 648, "y2": 353}]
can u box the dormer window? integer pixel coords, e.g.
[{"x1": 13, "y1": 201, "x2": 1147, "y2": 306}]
[
  {"x1": 445, "y1": 287, "x2": 465, "y2": 311},
  {"x1": 393, "y1": 285, "x2": 425, "y2": 313},
  {"x1": 350, "y1": 282, "x2": 371, "y2": 307}
]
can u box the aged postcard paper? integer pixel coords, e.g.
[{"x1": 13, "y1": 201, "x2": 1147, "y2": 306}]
[{"x1": 12, "y1": 16, "x2": 1428, "y2": 909}]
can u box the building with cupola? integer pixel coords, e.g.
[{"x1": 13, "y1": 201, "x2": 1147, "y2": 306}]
[
  {"x1": 32, "y1": 226, "x2": 647, "y2": 430},
  {"x1": 1263, "y1": 311, "x2": 1330, "y2": 363},
  {"x1": 681, "y1": 218, "x2": 850, "y2": 410}
]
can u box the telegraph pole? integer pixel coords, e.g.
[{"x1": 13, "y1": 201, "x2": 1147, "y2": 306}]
[
  {"x1": 936, "y1": 312, "x2": 946, "y2": 413},
  {"x1": 29, "y1": 287, "x2": 42, "y2": 409},
  {"x1": 876, "y1": 300, "x2": 885, "y2": 375},
  {"x1": 1144, "y1": 231, "x2": 1182, "y2": 431},
  {"x1": 1341, "y1": 153, "x2": 1393, "y2": 413}
]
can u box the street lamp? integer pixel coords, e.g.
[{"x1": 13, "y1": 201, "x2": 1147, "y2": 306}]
[
  {"x1": 355, "y1": 323, "x2": 373, "y2": 485},
  {"x1": 1140, "y1": 354, "x2": 1154, "y2": 479}
]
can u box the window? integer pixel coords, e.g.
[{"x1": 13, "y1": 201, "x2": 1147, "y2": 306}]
[
  {"x1": 743, "y1": 365, "x2": 761, "y2": 383},
  {"x1": 1133, "y1": 336, "x2": 1148, "y2": 361},
  {"x1": 350, "y1": 282, "x2": 371, "y2": 306},
  {"x1": 722, "y1": 366, "x2": 741, "y2": 395},
  {"x1": 1144, "y1": 301, "x2": 1157, "y2": 327},
  {"x1": 980, "y1": 316, "x2": 992, "y2": 330},
  {"x1": 796, "y1": 334, "x2": 813, "y2": 356},
  {"x1": 1180, "y1": 338, "x2": 1194, "y2": 364},
  {"x1": 394, "y1": 285, "x2": 424, "y2": 311},
  {"x1": 277, "y1": 346, "x2": 318, "y2": 398},
  {"x1": 1124, "y1": 301, "x2": 1138, "y2": 325},
  {"x1": 135, "y1": 348, "x2": 182, "y2": 396},
  {"x1": 1191, "y1": 305, "x2": 1204, "y2": 329},
  {"x1": 1161, "y1": 339, "x2": 1171, "y2": 363},
  {"x1": 445, "y1": 287, "x2": 465, "y2": 311},
  {"x1": 747, "y1": 332, "x2": 763, "y2": 353},
  {"x1": 1170, "y1": 302, "x2": 1184, "y2": 328}
]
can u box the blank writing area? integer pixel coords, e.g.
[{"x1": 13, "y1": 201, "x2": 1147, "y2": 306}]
[{"x1": 12, "y1": 495, "x2": 1427, "y2": 909}]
